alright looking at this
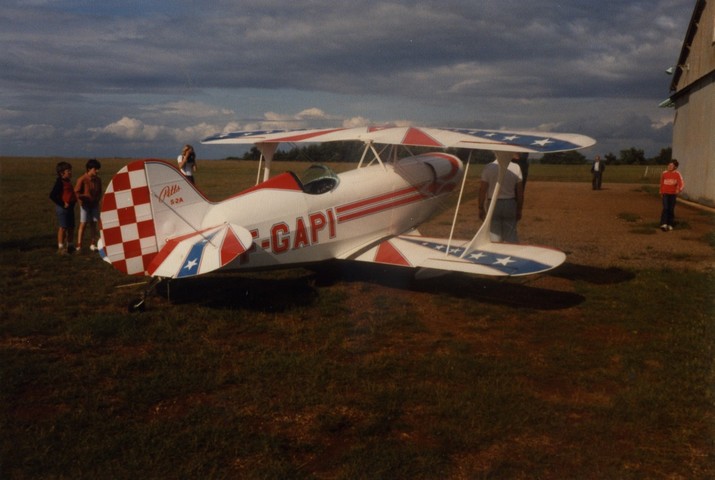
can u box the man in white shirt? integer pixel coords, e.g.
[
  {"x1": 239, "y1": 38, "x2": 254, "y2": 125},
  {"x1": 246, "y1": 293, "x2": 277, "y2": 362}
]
[
  {"x1": 478, "y1": 154, "x2": 524, "y2": 243},
  {"x1": 591, "y1": 155, "x2": 605, "y2": 190}
]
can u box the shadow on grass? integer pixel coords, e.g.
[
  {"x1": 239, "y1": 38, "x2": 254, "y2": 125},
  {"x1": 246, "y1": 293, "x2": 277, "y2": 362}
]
[
  {"x1": 0, "y1": 234, "x2": 55, "y2": 251},
  {"x1": 551, "y1": 262, "x2": 635, "y2": 285},
  {"x1": 154, "y1": 260, "x2": 633, "y2": 312},
  {"x1": 160, "y1": 273, "x2": 319, "y2": 312},
  {"x1": 314, "y1": 261, "x2": 586, "y2": 311},
  {"x1": 414, "y1": 273, "x2": 585, "y2": 310}
]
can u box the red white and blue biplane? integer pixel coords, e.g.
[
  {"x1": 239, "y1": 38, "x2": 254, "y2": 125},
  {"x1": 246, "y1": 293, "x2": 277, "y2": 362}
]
[{"x1": 97, "y1": 126, "x2": 594, "y2": 310}]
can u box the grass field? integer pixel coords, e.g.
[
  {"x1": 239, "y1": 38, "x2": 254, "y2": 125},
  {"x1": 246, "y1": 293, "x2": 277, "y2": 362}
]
[{"x1": 1, "y1": 157, "x2": 714, "y2": 479}]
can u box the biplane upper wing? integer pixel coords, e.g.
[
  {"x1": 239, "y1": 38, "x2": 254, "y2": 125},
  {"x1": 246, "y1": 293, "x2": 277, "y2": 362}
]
[
  {"x1": 352, "y1": 233, "x2": 566, "y2": 277},
  {"x1": 202, "y1": 126, "x2": 595, "y2": 154}
]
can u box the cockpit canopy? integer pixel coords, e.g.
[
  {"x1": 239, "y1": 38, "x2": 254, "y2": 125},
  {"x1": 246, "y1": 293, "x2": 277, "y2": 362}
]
[{"x1": 299, "y1": 164, "x2": 340, "y2": 194}]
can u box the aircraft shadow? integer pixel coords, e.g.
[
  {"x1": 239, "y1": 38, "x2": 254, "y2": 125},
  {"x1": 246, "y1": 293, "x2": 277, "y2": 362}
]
[
  {"x1": 414, "y1": 274, "x2": 585, "y2": 310},
  {"x1": 312, "y1": 262, "x2": 585, "y2": 311},
  {"x1": 160, "y1": 261, "x2": 633, "y2": 312},
  {"x1": 160, "y1": 273, "x2": 319, "y2": 312},
  {"x1": 551, "y1": 262, "x2": 635, "y2": 285}
]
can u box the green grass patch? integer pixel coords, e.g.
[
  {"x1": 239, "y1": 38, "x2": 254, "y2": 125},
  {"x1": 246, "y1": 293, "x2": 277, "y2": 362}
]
[{"x1": 1, "y1": 157, "x2": 713, "y2": 479}]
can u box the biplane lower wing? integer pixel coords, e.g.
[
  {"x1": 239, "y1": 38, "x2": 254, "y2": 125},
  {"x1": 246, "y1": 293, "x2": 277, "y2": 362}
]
[{"x1": 352, "y1": 234, "x2": 566, "y2": 277}]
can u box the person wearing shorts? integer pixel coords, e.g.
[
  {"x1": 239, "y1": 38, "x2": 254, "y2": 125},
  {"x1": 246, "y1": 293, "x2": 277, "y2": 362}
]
[
  {"x1": 49, "y1": 161, "x2": 77, "y2": 254},
  {"x1": 74, "y1": 158, "x2": 102, "y2": 252}
]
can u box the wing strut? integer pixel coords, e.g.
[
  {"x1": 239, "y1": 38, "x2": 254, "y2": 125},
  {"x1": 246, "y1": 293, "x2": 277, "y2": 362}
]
[
  {"x1": 357, "y1": 141, "x2": 388, "y2": 171},
  {"x1": 256, "y1": 142, "x2": 278, "y2": 183},
  {"x1": 460, "y1": 151, "x2": 513, "y2": 257},
  {"x1": 445, "y1": 151, "x2": 472, "y2": 255},
  {"x1": 255, "y1": 153, "x2": 263, "y2": 185}
]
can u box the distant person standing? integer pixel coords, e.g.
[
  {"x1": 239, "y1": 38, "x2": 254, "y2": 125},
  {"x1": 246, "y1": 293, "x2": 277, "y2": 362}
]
[
  {"x1": 178, "y1": 144, "x2": 197, "y2": 184},
  {"x1": 49, "y1": 161, "x2": 77, "y2": 254},
  {"x1": 591, "y1": 155, "x2": 605, "y2": 190},
  {"x1": 478, "y1": 156, "x2": 524, "y2": 243},
  {"x1": 659, "y1": 159, "x2": 685, "y2": 231},
  {"x1": 74, "y1": 158, "x2": 102, "y2": 252}
]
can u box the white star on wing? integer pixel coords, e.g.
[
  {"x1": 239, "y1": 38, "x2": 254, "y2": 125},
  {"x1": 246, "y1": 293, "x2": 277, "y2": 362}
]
[
  {"x1": 469, "y1": 252, "x2": 488, "y2": 261},
  {"x1": 493, "y1": 256, "x2": 515, "y2": 266},
  {"x1": 184, "y1": 258, "x2": 198, "y2": 270},
  {"x1": 532, "y1": 138, "x2": 554, "y2": 147},
  {"x1": 502, "y1": 135, "x2": 519, "y2": 141}
]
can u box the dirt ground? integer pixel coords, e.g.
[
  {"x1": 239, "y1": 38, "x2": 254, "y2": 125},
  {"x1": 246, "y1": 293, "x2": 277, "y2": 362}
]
[{"x1": 431, "y1": 182, "x2": 715, "y2": 273}]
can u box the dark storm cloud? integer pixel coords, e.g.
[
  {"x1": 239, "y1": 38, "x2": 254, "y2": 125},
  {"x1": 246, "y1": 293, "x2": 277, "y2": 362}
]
[{"x1": 0, "y1": 0, "x2": 693, "y2": 157}]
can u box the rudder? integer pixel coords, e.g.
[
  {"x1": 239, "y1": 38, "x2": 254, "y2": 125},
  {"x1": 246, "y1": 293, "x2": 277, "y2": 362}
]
[{"x1": 99, "y1": 159, "x2": 212, "y2": 275}]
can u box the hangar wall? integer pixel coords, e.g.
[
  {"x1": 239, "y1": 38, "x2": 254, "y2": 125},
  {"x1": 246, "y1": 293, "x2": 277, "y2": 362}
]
[
  {"x1": 672, "y1": 75, "x2": 715, "y2": 206},
  {"x1": 669, "y1": 0, "x2": 715, "y2": 206}
]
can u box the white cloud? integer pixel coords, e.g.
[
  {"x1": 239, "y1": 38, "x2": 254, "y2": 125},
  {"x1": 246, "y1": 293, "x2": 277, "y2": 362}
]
[
  {"x1": 92, "y1": 117, "x2": 162, "y2": 141},
  {"x1": 0, "y1": 0, "x2": 693, "y2": 157},
  {"x1": 91, "y1": 116, "x2": 222, "y2": 144},
  {"x1": 342, "y1": 116, "x2": 371, "y2": 128},
  {"x1": 18, "y1": 124, "x2": 56, "y2": 139}
]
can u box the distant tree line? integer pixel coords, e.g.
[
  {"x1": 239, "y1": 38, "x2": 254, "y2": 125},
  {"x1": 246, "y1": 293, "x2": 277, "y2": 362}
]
[
  {"x1": 231, "y1": 144, "x2": 673, "y2": 165},
  {"x1": 540, "y1": 147, "x2": 672, "y2": 165}
]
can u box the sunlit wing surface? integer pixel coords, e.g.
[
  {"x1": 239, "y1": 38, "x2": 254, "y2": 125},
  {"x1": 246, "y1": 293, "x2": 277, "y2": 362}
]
[
  {"x1": 354, "y1": 234, "x2": 566, "y2": 277},
  {"x1": 202, "y1": 126, "x2": 595, "y2": 154}
]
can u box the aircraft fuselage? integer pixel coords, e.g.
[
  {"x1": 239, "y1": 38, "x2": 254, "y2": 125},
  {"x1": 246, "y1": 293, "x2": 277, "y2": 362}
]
[{"x1": 201, "y1": 153, "x2": 464, "y2": 270}]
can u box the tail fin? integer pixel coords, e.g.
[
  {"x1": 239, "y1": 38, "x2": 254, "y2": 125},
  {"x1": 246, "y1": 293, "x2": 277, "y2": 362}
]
[{"x1": 99, "y1": 159, "x2": 214, "y2": 276}]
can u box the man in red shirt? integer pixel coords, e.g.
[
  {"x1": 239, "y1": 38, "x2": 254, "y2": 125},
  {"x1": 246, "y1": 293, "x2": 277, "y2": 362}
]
[{"x1": 659, "y1": 159, "x2": 685, "y2": 231}]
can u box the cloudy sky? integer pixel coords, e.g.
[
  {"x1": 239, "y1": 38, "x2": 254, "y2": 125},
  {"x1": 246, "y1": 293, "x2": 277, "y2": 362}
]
[{"x1": 0, "y1": 0, "x2": 693, "y2": 160}]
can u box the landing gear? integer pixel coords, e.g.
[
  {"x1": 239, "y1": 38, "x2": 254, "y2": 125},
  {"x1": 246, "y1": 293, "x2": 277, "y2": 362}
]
[
  {"x1": 128, "y1": 296, "x2": 146, "y2": 313},
  {"x1": 127, "y1": 277, "x2": 166, "y2": 313}
]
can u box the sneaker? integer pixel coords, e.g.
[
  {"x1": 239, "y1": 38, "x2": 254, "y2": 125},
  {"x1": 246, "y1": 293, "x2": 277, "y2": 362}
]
[
  {"x1": 89, "y1": 244, "x2": 97, "y2": 252},
  {"x1": 660, "y1": 224, "x2": 668, "y2": 231},
  {"x1": 667, "y1": 225, "x2": 673, "y2": 231}
]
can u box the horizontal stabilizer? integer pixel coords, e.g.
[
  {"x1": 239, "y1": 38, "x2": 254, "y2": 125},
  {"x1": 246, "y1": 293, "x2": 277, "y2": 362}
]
[
  {"x1": 146, "y1": 224, "x2": 253, "y2": 278},
  {"x1": 354, "y1": 235, "x2": 565, "y2": 277}
]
